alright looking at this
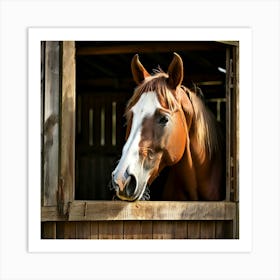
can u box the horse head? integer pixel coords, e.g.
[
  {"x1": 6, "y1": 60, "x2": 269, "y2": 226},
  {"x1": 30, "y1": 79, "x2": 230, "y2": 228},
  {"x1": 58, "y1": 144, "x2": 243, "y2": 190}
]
[{"x1": 111, "y1": 53, "x2": 195, "y2": 201}]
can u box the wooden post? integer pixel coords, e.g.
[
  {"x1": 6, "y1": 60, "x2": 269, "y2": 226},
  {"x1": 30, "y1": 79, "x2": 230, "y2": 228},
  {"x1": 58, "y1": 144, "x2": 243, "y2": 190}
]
[
  {"x1": 60, "y1": 41, "x2": 76, "y2": 205},
  {"x1": 42, "y1": 41, "x2": 60, "y2": 206}
]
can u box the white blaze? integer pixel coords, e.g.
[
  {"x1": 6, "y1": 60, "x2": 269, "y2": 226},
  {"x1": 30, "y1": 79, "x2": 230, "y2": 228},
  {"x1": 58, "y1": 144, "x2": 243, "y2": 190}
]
[{"x1": 112, "y1": 91, "x2": 162, "y2": 196}]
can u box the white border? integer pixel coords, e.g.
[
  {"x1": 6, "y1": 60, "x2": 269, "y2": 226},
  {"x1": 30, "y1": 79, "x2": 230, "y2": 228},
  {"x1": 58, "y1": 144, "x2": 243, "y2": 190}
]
[{"x1": 28, "y1": 27, "x2": 252, "y2": 253}]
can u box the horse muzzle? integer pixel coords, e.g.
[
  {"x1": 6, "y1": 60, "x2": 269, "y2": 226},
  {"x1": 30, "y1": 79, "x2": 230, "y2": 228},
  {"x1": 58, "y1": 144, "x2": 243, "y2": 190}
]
[{"x1": 111, "y1": 170, "x2": 139, "y2": 201}]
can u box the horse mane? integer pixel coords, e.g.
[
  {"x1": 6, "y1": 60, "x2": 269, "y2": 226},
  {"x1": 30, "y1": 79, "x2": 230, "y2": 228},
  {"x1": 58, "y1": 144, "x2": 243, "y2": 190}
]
[
  {"x1": 183, "y1": 87, "x2": 222, "y2": 159},
  {"x1": 126, "y1": 69, "x2": 222, "y2": 159},
  {"x1": 126, "y1": 70, "x2": 179, "y2": 115}
]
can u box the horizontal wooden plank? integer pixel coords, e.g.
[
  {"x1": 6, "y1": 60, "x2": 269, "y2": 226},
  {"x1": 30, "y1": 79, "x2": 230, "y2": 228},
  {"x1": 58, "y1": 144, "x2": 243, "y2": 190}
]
[
  {"x1": 64, "y1": 201, "x2": 236, "y2": 221},
  {"x1": 76, "y1": 42, "x2": 224, "y2": 56},
  {"x1": 41, "y1": 206, "x2": 68, "y2": 221}
]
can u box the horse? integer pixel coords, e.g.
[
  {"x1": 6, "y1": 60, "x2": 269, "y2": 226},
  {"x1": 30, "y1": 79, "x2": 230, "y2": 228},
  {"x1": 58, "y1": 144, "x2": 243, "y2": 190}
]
[{"x1": 111, "y1": 53, "x2": 225, "y2": 201}]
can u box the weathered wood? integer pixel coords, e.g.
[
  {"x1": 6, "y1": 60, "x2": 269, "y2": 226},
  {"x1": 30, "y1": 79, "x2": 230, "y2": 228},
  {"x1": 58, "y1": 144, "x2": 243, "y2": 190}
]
[
  {"x1": 67, "y1": 201, "x2": 236, "y2": 221},
  {"x1": 152, "y1": 221, "x2": 174, "y2": 239},
  {"x1": 60, "y1": 41, "x2": 76, "y2": 204},
  {"x1": 200, "y1": 221, "x2": 216, "y2": 239},
  {"x1": 173, "y1": 221, "x2": 188, "y2": 239},
  {"x1": 187, "y1": 221, "x2": 201, "y2": 239},
  {"x1": 140, "y1": 221, "x2": 153, "y2": 239},
  {"x1": 111, "y1": 221, "x2": 124, "y2": 239},
  {"x1": 60, "y1": 41, "x2": 76, "y2": 202},
  {"x1": 90, "y1": 222, "x2": 99, "y2": 239},
  {"x1": 41, "y1": 205, "x2": 68, "y2": 221},
  {"x1": 43, "y1": 41, "x2": 60, "y2": 206},
  {"x1": 123, "y1": 221, "x2": 142, "y2": 239},
  {"x1": 41, "y1": 220, "x2": 236, "y2": 239},
  {"x1": 41, "y1": 222, "x2": 56, "y2": 239},
  {"x1": 234, "y1": 45, "x2": 240, "y2": 203},
  {"x1": 98, "y1": 221, "x2": 113, "y2": 239},
  {"x1": 215, "y1": 221, "x2": 225, "y2": 239},
  {"x1": 225, "y1": 47, "x2": 232, "y2": 201},
  {"x1": 76, "y1": 221, "x2": 91, "y2": 239},
  {"x1": 63, "y1": 222, "x2": 76, "y2": 239},
  {"x1": 76, "y1": 42, "x2": 223, "y2": 56}
]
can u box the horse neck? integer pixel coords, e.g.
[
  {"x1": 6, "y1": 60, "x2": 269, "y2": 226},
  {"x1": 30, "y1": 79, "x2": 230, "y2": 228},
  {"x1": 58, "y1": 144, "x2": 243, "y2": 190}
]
[{"x1": 162, "y1": 140, "x2": 199, "y2": 200}]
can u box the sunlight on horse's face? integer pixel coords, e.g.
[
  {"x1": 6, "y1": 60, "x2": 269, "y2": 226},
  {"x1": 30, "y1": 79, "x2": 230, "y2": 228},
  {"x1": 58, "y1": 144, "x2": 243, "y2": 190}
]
[{"x1": 111, "y1": 91, "x2": 187, "y2": 201}]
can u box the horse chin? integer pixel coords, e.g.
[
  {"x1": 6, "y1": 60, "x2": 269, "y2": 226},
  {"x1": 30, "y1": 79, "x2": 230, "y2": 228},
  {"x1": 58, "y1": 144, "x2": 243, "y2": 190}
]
[{"x1": 116, "y1": 183, "x2": 149, "y2": 202}]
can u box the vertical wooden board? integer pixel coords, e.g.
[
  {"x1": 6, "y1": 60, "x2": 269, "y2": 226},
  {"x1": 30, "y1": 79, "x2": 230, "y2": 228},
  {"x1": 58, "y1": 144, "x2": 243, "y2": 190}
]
[
  {"x1": 41, "y1": 222, "x2": 56, "y2": 239},
  {"x1": 123, "y1": 221, "x2": 142, "y2": 239},
  {"x1": 90, "y1": 222, "x2": 99, "y2": 239},
  {"x1": 187, "y1": 221, "x2": 201, "y2": 239},
  {"x1": 234, "y1": 202, "x2": 239, "y2": 238},
  {"x1": 140, "y1": 221, "x2": 153, "y2": 239},
  {"x1": 111, "y1": 221, "x2": 124, "y2": 239},
  {"x1": 234, "y1": 46, "x2": 239, "y2": 203},
  {"x1": 200, "y1": 221, "x2": 216, "y2": 239},
  {"x1": 98, "y1": 221, "x2": 113, "y2": 239},
  {"x1": 63, "y1": 222, "x2": 76, "y2": 239},
  {"x1": 215, "y1": 221, "x2": 225, "y2": 239},
  {"x1": 61, "y1": 41, "x2": 76, "y2": 204},
  {"x1": 76, "y1": 222, "x2": 91, "y2": 239},
  {"x1": 225, "y1": 47, "x2": 232, "y2": 201},
  {"x1": 224, "y1": 221, "x2": 234, "y2": 239},
  {"x1": 105, "y1": 101, "x2": 113, "y2": 147},
  {"x1": 81, "y1": 94, "x2": 89, "y2": 147},
  {"x1": 56, "y1": 222, "x2": 65, "y2": 239},
  {"x1": 43, "y1": 41, "x2": 60, "y2": 206},
  {"x1": 173, "y1": 221, "x2": 188, "y2": 239},
  {"x1": 152, "y1": 221, "x2": 174, "y2": 239}
]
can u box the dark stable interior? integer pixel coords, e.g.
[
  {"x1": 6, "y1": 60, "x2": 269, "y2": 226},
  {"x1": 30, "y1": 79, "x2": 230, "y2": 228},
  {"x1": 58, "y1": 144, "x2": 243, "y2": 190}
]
[{"x1": 75, "y1": 41, "x2": 227, "y2": 200}]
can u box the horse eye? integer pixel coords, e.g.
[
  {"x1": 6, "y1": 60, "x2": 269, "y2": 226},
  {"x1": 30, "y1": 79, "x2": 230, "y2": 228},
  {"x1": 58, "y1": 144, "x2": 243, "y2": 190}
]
[{"x1": 158, "y1": 115, "x2": 169, "y2": 125}]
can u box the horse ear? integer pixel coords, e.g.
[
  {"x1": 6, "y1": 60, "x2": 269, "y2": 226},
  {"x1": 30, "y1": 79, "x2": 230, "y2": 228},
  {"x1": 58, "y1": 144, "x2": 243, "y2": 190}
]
[
  {"x1": 131, "y1": 54, "x2": 150, "y2": 85},
  {"x1": 167, "y1": 52, "x2": 184, "y2": 90}
]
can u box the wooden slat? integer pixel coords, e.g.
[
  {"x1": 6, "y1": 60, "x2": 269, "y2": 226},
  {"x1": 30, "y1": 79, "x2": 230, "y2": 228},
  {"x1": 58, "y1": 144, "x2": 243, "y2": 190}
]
[
  {"x1": 225, "y1": 47, "x2": 232, "y2": 201},
  {"x1": 215, "y1": 221, "x2": 225, "y2": 239},
  {"x1": 173, "y1": 221, "x2": 188, "y2": 239},
  {"x1": 200, "y1": 221, "x2": 216, "y2": 239},
  {"x1": 90, "y1": 222, "x2": 99, "y2": 239},
  {"x1": 98, "y1": 221, "x2": 113, "y2": 239},
  {"x1": 76, "y1": 221, "x2": 91, "y2": 239},
  {"x1": 63, "y1": 222, "x2": 76, "y2": 239},
  {"x1": 111, "y1": 221, "x2": 124, "y2": 239},
  {"x1": 187, "y1": 221, "x2": 201, "y2": 239},
  {"x1": 123, "y1": 221, "x2": 142, "y2": 239},
  {"x1": 152, "y1": 221, "x2": 174, "y2": 239},
  {"x1": 76, "y1": 42, "x2": 224, "y2": 56},
  {"x1": 41, "y1": 206, "x2": 67, "y2": 221},
  {"x1": 41, "y1": 222, "x2": 56, "y2": 239},
  {"x1": 42, "y1": 41, "x2": 60, "y2": 206},
  {"x1": 60, "y1": 41, "x2": 76, "y2": 204},
  {"x1": 67, "y1": 201, "x2": 236, "y2": 221},
  {"x1": 234, "y1": 45, "x2": 240, "y2": 203},
  {"x1": 56, "y1": 222, "x2": 65, "y2": 239},
  {"x1": 140, "y1": 221, "x2": 153, "y2": 239}
]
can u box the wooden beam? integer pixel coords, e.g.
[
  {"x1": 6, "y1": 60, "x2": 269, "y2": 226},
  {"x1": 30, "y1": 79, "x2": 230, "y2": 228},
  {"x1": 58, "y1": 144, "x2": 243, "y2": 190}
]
[
  {"x1": 76, "y1": 42, "x2": 223, "y2": 56},
  {"x1": 42, "y1": 201, "x2": 236, "y2": 222},
  {"x1": 42, "y1": 41, "x2": 60, "y2": 206},
  {"x1": 60, "y1": 41, "x2": 76, "y2": 204}
]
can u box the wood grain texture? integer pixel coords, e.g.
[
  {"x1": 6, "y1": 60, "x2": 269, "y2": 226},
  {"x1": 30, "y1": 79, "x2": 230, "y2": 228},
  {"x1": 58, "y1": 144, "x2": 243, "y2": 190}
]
[
  {"x1": 67, "y1": 201, "x2": 236, "y2": 221},
  {"x1": 60, "y1": 41, "x2": 76, "y2": 204},
  {"x1": 41, "y1": 220, "x2": 235, "y2": 239},
  {"x1": 42, "y1": 41, "x2": 60, "y2": 206}
]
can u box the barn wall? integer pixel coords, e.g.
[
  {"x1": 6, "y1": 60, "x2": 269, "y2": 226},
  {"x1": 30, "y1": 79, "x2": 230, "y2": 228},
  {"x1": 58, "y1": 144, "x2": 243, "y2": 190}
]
[{"x1": 42, "y1": 220, "x2": 233, "y2": 239}]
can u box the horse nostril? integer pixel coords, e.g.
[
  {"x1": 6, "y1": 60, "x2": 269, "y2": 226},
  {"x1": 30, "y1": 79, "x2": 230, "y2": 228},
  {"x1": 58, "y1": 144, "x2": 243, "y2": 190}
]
[
  {"x1": 111, "y1": 174, "x2": 119, "y2": 191},
  {"x1": 124, "y1": 174, "x2": 137, "y2": 197}
]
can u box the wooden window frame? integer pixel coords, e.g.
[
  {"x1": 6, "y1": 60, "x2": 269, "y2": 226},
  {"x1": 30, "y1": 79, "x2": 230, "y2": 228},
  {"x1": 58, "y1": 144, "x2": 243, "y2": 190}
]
[{"x1": 41, "y1": 41, "x2": 239, "y2": 239}]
